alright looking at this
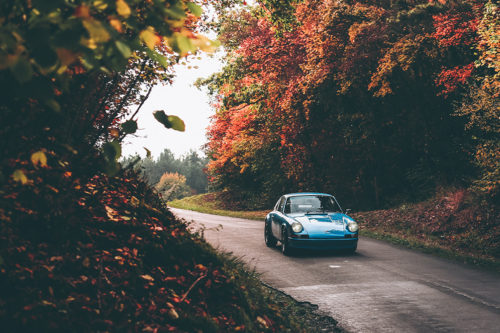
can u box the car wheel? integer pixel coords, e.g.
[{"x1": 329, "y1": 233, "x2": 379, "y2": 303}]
[
  {"x1": 264, "y1": 223, "x2": 277, "y2": 247},
  {"x1": 281, "y1": 227, "x2": 292, "y2": 256}
]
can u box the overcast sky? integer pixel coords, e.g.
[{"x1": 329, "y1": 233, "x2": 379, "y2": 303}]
[{"x1": 121, "y1": 52, "x2": 224, "y2": 159}]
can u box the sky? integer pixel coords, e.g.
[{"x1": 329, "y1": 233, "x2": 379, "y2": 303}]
[{"x1": 121, "y1": 52, "x2": 224, "y2": 159}]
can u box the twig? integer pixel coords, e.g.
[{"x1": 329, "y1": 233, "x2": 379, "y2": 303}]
[
  {"x1": 129, "y1": 84, "x2": 153, "y2": 121},
  {"x1": 180, "y1": 272, "x2": 208, "y2": 302}
]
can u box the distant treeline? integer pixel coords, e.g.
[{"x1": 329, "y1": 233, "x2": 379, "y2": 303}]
[{"x1": 123, "y1": 149, "x2": 209, "y2": 199}]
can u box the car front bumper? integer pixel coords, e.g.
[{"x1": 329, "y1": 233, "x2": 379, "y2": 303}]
[{"x1": 287, "y1": 237, "x2": 358, "y2": 250}]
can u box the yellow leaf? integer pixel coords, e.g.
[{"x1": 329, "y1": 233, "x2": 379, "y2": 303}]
[
  {"x1": 191, "y1": 35, "x2": 219, "y2": 54},
  {"x1": 140, "y1": 27, "x2": 160, "y2": 50},
  {"x1": 12, "y1": 169, "x2": 28, "y2": 184},
  {"x1": 116, "y1": 0, "x2": 131, "y2": 18},
  {"x1": 82, "y1": 19, "x2": 111, "y2": 46},
  {"x1": 31, "y1": 151, "x2": 48, "y2": 168},
  {"x1": 93, "y1": 0, "x2": 108, "y2": 10}
]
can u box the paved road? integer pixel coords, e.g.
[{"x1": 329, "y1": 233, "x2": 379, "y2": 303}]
[{"x1": 171, "y1": 208, "x2": 500, "y2": 333}]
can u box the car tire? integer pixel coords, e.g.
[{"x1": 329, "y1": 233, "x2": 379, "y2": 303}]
[
  {"x1": 281, "y1": 227, "x2": 292, "y2": 256},
  {"x1": 264, "y1": 223, "x2": 277, "y2": 247}
]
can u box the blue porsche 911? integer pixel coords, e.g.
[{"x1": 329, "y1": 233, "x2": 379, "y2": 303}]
[{"x1": 264, "y1": 193, "x2": 359, "y2": 255}]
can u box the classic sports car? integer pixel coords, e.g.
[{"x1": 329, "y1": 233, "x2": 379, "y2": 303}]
[{"x1": 264, "y1": 193, "x2": 358, "y2": 255}]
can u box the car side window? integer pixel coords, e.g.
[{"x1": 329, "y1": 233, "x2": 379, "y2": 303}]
[
  {"x1": 284, "y1": 198, "x2": 291, "y2": 214},
  {"x1": 274, "y1": 197, "x2": 281, "y2": 211},
  {"x1": 276, "y1": 197, "x2": 285, "y2": 212}
]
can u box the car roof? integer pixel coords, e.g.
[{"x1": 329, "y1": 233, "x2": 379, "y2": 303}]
[{"x1": 284, "y1": 192, "x2": 334, "y2": 198}]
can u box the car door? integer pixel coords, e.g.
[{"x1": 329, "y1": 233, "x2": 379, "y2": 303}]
[{"x1": 272, "y1": 196, "x2": 286, "y2": 239}]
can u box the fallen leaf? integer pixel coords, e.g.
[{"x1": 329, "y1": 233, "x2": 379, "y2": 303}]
[
  {"x1": 168, "y1": 308, "x2": 179, "y2": 319},
  {"x1": 31, "y1": 151, "x2": 48, "y2": 167},
  {"x1": 140, "y1": 274, "x2": 154, "y2": 281},
  {"x1": 12, "y1": 169, "x2": 28, "y2": 184},
  {"x1": 256, "y1": 316, "x2": 268, "y2": 328},
  {"x1": 82, "y1": 257, "x2": 90, "y2": 268}
]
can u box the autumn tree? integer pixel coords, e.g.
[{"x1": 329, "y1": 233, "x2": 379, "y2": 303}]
[
  {"x1": 202, "y1": 0, "x2": 494, "y2": 209},
  {"x1": 156, "y1": 172, "x2": 192, "y2": 200},
  {"x1": 455, "y1": 1, "x2": 499, "y2": 199}
]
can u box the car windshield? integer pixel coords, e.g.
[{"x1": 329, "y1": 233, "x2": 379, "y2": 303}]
[{"x1": 285, "y1": 195, "x2": 341, "y2": 214}]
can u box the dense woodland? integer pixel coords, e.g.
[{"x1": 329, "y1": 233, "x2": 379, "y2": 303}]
[{"x1": 202, "y1": 0, "x2": 499, "y2": 210}]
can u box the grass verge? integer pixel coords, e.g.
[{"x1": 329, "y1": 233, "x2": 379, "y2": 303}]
[
  {"x1": 359, "y1": 229, "x2": 500, "y2": 273},
  {"x1": 169, "y1": 193, "x2": 266, "y2": 221}
]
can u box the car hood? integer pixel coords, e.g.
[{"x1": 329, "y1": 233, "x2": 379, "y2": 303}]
[{"x1": 289, "y1": 212, "x2": 351, "y2": 238}]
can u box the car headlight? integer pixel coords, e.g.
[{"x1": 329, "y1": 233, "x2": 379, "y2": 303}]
[
  {"x1": 291, "y1": 222, "x2": 303, "y2": 233},
  {"x1": 347, "y1": 221, "x2": 359, "y2": 233}
]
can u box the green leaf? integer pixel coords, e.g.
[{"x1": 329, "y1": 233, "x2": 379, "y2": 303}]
[
  {"x1": 186, "y1": 2, "x2": 202, "y2": 17},
  {"x1": 166, "y1": 115, "x2": 185, "y2": 131},
  {"x1": 11, "y1": 57, "x2": 33, "y2": 83},
  {"x1": 145, "y1": 48, "x2": 169, "y2": 68},
  {"x1": 45, "y1": 99, "x2": 61, "y2": 112},
  {"x1": 153, "y1": 111, "x2": 185, "y2": 131},
  {"x1": 121, "y1": 120, "x2": 138, "y2": 134},
  {"x1": 103, "y1": 140, "x2": 122, "y2": 162},
  {"x1": 174, "y1": 34, "x2": 194, "y2": 54},
  {"x1": 164, "y1": 5, "x2": 186, "y2": 20},
  {"x1": 102, "y1": 141, "x2": 122, "y2": 176},
  {"x1": 32, "y1": 0, "x2": 65, "y2": 13},
  {"x1": 104, "y1": 160, "x2": 121, "y2": 176},
  {"x1": 115, "y1": 40, "x2": 132, "y2": 58}
]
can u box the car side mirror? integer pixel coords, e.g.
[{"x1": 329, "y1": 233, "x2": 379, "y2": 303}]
[{"x1": 345, "y1": 208, "x2": 352, "y2": 215}]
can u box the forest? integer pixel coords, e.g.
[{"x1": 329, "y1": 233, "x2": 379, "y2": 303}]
[
  {"x1": 202, "y1": 0, "x2": 499, "y2": 210},
  {"x1": 122, "y1": 149, "x2": 209, "y2": 200}
]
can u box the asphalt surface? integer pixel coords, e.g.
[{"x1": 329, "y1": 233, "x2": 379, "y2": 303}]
[{"x1": 171, "y1": 208, "x2": 500, "y2": 333}]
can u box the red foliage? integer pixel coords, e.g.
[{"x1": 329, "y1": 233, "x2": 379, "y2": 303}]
[
  {"x1": 432, "y1": 8, "x2": 480, "y2": 47},
  {"x1": 431, "y1": 2, "x2": 483, "y2": 95},
  {"x1": 435, "y1": 63, "x2": 475, "y2": 96},
  {"x1": 0, "y1": 167, "x2": 281, "y2": 331}
]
